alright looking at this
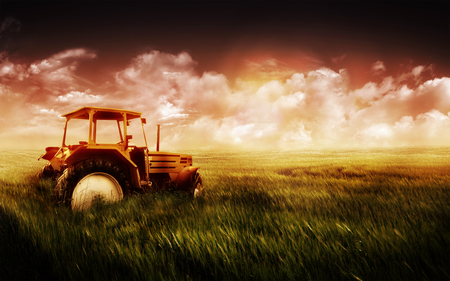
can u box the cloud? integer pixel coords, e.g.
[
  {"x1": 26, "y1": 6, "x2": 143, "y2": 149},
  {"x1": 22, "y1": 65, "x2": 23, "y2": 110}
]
[
  {"x1": 396, "y1": 64, "x2": 435, "y2": 87},
  {"x1": 113, "y1": 50, "x2": 234, "y2": 122},
  {"x1": 55, "y1": 90, "x2": 102, "y2": 104},
  {"x1": 331, "y1": 54, "x2": 347, "y2": 64},
  {"x1": 0, "y1": 49, "x2": 98, "y2": 147},
  {"x1": 244, "y1": 58, "x2": 296, "y2": 81},
  {"x1": 114, "y1": 60, "x2": 355, "y2": 149},
  {"x1": 411, "y1": 65, "x2": 424, "y2": 77},
  {"x1": 351, "y1": 76, "x2": 450, "y2": 130},
  {"x1": 28, "y1": 48, "x2": 96, "y2": 76},
  {"x1": 353, "y1": 123, "x2": 393, "y2": 144},
  {"x1": 0, "y1": 103, "x2": 65, "y2": 147},
  {"x1": 415, "y1": 109, "x2": 450, "y2": 140},
  {"x1": 0, "y1": 49, "x2": 449, "y2": 149},
  {"x1": 0, "y1": 17, "x2": 21, "y2": 51},
  {"x1": 371, "y1": 60, "x2": 386, "y2": 75},
  {"x1": 115, "y1": 50, "x2": 196, "y2": 86},
  {"x1": 0, "y1": 53, "x2": 28, "y2": 81},
  {"x1": 1, "y1": 17, "x2": 20, "y2": 36},
  {"x1": 26, "y1": 48, "x2": 97, "y2": 96},
  {"x1": 0, "y1": 48, "x2": 98, "y2": 111}
]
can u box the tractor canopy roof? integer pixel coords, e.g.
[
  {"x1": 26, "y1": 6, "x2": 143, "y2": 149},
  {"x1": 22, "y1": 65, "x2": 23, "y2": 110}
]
[{"x1": 62, "y1": 107, "x2": 142, "y2": 121}]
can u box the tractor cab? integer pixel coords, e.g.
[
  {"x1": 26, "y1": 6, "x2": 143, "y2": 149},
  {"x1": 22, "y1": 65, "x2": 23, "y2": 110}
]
[
  {"x1": 41, "y1": 107, "x2": 148, "y2": 185},
  {"x1": 62, "y1": 106, "x2": 146, "y2": 152}
]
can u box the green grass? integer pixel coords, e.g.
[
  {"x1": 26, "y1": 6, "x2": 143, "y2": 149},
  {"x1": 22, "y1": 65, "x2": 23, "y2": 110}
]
[{"x1": 1, "y1": 147, "x2": 449, "y2": 280}]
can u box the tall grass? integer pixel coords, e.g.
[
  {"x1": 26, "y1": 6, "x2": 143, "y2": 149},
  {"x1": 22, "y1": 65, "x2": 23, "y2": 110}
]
[{"x1": 1, "y1": 147, "x2": 449, "y2": 280}]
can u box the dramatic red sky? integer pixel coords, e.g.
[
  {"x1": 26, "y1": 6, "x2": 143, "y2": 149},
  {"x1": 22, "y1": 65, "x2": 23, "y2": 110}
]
[{"x1": 0, "y1": 1, "x2": 449, "y2": 149}]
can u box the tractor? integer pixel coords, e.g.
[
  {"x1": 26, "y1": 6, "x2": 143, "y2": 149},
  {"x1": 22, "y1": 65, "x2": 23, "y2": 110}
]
[{"x1": 39, "y1": 106, "x2": 203, "y2": 210}]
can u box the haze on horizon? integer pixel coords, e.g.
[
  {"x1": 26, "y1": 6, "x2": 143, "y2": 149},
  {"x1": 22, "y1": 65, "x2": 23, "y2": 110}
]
[{"x1": 0, "y1": 2, "x2": 449, "y2": 150}]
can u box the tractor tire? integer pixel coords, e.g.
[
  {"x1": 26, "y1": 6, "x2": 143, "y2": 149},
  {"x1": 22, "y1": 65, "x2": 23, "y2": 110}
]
[
  {"x1": 53, "y1": 159, "x2": 131, "y2": 209},
  {"x1": 191, "y1": 173, "x2": 203, "y2": 198},
  {"x1": 38, "y1": 163, "x2": 56, "y2": 179}
]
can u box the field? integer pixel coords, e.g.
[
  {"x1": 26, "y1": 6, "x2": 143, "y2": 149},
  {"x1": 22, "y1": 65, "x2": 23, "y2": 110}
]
[{"x1": 0, "y1": 147, "x2": 449, "y2": 280}]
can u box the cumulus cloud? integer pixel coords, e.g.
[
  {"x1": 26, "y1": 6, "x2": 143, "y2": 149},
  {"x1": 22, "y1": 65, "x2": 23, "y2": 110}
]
[
  {"x1": 0, "y1": 53, "x2": 28, "y2": 82},
  {"x1": 149, "y1": 57, "x2": 449, "y2": 149},
  {"x1": 55, "y1": 90, "x2": 102, "y2": 104},
  {"x1": 29, "y1": 49, "x2": 96, "y2": 75},
  {"x1": 112, "y1": 50, "x2": 234, "y2": 122},
  {"x1": 26, "y1": 48, "x2": 97, "y2": 96},
  {"x1": 113, "y1": 51, "x2": 449, "y2": 149},
  {"x1": 0, "y1": 49, "x2": 449, "y2": 149},
  {"x1": 0, "y1": 48, "x2": 97, "y2": 108},
  {"x1": 0, "y1": 49, "x2": 99, "y2": 147}
]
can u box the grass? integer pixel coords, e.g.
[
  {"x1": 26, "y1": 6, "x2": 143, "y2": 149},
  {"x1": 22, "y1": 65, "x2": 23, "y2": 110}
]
[{"x1": 0, "y1": 147, "x2": 449, "y2": 280}]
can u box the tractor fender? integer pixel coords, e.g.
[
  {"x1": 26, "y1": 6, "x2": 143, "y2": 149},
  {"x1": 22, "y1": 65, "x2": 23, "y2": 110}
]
[
  {"x1": 173, "y1": 166, "x2": 200, "y2": 192},
  {"x1": 65, "y1": 147, "x2": 140, "y2": 189},
  {"x1": 39, "y1": 146, "x2": 61, "y2": 161}
]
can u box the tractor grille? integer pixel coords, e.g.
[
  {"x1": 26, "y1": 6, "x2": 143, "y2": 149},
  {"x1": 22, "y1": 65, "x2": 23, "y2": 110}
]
[
  {"x1": 148, "y1": 154, "x2": 180, "y2": 157},
  {"x1": 148, "y1": 153, "x2": 192, "y2": 173},
  {"x1": 149, "y1": 154, "x2": 181, "y2": 171}
]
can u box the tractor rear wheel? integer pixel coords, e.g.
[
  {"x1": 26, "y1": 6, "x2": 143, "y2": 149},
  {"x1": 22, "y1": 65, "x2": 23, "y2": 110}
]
[{"x1": 54, "y1": 159, "x2": 131, "y2": 210}]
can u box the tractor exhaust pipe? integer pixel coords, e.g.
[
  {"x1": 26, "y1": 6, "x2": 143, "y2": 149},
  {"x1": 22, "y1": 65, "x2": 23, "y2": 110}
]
[{"x1": 156, "y1": 124, "x2": 160, "y2": 151}]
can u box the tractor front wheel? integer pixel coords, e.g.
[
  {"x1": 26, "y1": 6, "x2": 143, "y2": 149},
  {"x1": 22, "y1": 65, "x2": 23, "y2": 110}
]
[
  {"x1": 54, "y1": 159, "x2": 131, "y2": 210},
  {"x1": 38, "y1": 163, "x2": 56, "y2": 179},
  {"x1": 192, "y1": 173, "x2": 203, "y2": 198}
]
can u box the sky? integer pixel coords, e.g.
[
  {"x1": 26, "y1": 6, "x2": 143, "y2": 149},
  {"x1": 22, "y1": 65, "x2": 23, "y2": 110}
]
[{"x1": 0, "y1": 1, "x2": 449, "y2": 150}]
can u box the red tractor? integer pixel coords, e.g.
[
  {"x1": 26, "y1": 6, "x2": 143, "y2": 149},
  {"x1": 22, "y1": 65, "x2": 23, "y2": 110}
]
[{"x1": 39, "y1": 106, "x2": 203, "y2": 210}]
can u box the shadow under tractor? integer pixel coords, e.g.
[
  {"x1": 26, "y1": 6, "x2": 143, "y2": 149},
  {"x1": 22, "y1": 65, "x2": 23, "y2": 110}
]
[{"x1": 39, "y1": 106, "x2": 203, "y2": 210}]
